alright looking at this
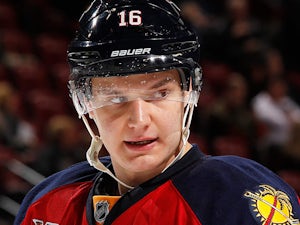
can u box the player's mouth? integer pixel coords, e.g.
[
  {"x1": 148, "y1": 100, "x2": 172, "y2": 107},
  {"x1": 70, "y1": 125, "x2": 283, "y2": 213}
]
[
  {"x1": 124, "y1": 138, "x2": 158, "y2": 150},
  {"x1": 126, "y1": 140, "x2": 154, "y2": 145}
]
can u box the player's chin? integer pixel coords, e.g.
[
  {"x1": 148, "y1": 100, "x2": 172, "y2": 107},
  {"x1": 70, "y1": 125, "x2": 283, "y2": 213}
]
[{"x1": 127, "y1": 154, "x2": 165, "y2": 173}]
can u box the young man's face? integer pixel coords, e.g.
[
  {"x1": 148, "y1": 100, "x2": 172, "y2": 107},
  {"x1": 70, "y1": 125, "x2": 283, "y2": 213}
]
[{"x1": 89, "y1": 69, "x2": 187, "y2": 183}]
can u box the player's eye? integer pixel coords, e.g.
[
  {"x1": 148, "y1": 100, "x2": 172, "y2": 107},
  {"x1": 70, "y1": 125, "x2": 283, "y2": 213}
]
[
  {"x1": 110, "y1": 95, "x2": 128, "y2": 104},
  {"x1": 152, "y1": 90, "x2": 170, "y2": 100}
]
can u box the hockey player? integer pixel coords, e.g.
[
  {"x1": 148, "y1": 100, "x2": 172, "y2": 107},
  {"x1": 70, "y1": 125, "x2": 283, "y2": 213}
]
[{"x1": 15, "y1": 0, "x2": 300, "y2": 224}]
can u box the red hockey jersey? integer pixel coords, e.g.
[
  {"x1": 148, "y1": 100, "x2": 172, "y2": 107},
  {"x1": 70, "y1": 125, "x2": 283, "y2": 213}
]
[{"x1": 15, "y1": 145, "x2": 300, "y2": 225}]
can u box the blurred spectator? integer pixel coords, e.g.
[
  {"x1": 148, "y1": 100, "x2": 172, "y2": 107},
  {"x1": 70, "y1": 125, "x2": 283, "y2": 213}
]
[
  {"x1": 179, "y1": 0, "x2": 225, "y2": 61},
  {"x1": 180, "y1": 0, "x2": 211, "y2": 32},
  {"x1": 32, "y1": 115, "x2": 87, "y2": 176},
  {"x1": 282, "y1": 122, "x2": 300, "y2": 170},
  {"x1": 246, "y1": 48, "x2": 285, "y2": 99},
  {"x1": 221, "y1": 0, "x2": 270, "y2": 74},
  {"x1": 265, "y1": 48, "x2": 285, "y2": 78},
  {"x1": 0, "y1": 81, "x2": 37, "y2": 152},
  {"x1": 204, "y1": 73, "x2": 257, "y2": 156},
  {"x1": 251, "y1": 76, "x2": 300, "y2": 170}
]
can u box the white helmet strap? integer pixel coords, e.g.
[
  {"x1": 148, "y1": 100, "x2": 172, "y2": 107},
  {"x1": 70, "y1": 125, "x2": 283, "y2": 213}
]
[{"x1": 82, "y1": 114, "x2": 134, "y2": 190}]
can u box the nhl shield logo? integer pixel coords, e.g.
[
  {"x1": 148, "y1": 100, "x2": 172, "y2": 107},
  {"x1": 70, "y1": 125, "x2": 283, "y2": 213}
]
[{"x1": 94, "y1": 200, "x2": 110, "y2": 224}]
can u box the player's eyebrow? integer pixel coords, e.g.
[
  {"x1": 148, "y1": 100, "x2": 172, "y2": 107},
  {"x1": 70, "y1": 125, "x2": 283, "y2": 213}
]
[
  {"x1": 94, "y1": 88, "x2": 121, "y2": 95},
  {"x1": 150, "y1": 76, "x2": 178, "y2": 89},
  {"x1": 92, "y1": 73, "x2": 179, "y2": 93}
]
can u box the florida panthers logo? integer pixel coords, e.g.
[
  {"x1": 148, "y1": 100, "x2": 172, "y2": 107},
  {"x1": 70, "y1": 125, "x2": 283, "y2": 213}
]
[
  {"x1": 244, "y1": 185, "x2": 300, "y2": 225},
  {"x1": 94, "y1": 200, "x2": 110, "y2": 224}
]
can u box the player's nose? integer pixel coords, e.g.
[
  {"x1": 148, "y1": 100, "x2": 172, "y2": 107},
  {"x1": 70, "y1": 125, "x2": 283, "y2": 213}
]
[{"x1": 127, "y1": 98, "x2": 151, "y2": 129}]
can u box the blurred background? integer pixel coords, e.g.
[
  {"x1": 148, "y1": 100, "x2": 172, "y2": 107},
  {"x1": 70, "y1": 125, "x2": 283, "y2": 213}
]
[{"x1": 0, "y1": 0, "x2": 300, "y2": 223}]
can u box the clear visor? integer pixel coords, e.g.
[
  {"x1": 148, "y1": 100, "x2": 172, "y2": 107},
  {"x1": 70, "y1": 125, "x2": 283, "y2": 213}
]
[{"x1": 70, "y1": 69, "x2": 197, "y2": 116}]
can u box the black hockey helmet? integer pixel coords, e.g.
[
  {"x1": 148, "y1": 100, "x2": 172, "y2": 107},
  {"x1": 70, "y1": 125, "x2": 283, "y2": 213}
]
[
  {"x1": 67, "y1": 0, "x2": 203, "y2": 180},
  {"x1": 68, "y1": 0, "x2": 202, "y2": 116}
]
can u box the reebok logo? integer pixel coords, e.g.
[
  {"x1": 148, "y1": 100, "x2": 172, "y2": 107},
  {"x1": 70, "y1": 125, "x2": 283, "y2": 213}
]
[
  {"x1": 33, "y1": 219, "x2": 58, "y2": 225},
  {"x1": 110, "y1": 48, "x2": 151, "y2": 57}
]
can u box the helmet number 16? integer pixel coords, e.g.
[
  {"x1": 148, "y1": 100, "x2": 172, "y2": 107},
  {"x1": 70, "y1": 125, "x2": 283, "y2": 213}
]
[{"x1": 118, "y1": 10, "x2": 142, "y2": 26}]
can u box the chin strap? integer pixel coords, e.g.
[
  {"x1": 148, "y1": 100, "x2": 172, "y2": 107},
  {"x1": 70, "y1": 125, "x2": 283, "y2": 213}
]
[
  {"x1": 82, "y1": 115, "x2": 134, "y2": 190},
  {"x1": 161, "y1": 91, "x2": 197, "y2": 173}
]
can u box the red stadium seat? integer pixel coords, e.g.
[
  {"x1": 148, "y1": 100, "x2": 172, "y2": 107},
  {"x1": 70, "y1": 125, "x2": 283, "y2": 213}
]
[
  {"x1": 201, "y1": 60, "x2": 232, "y2": 96},
  {"x1": 0, "y1": 64, "x2": 9, "y2": 81},
  {"x1": 35, "y1": 34, "x2": 69, "y2": 65},
  {"x1": 278, "y1": 170, "x2": 300, "y2": 195},
  {"x1": 0, "y1": 3, "x2": 18, "y2": 29},
  {"x1": 1, "y1": 28, "x2": 33, "y2": 54},
  {"x1": 213, "y1": 135, "x2": 251, "y2": 158},
  {"x1": 9, "y1": 60, "x2": 50, "y2": 91},
  {"x1": 189, "y1": 133, "x2": 209, "y2": 154},
  {"x1": 24, "y1": 89, "x2": 69, "y2": 135},
  {"x1": 51, "y1": 62, "x2": 70, "y2": 94}
]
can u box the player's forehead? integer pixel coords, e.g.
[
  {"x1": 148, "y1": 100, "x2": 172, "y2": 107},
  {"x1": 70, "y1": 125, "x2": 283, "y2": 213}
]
[{"x1": 91, "y1": 69, "x2": 181, "y2": 89}]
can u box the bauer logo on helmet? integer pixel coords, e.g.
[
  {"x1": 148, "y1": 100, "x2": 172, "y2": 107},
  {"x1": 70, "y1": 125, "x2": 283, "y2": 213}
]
[{"x1": 110, "y1": 48, "x2": 151, "y2": 57}]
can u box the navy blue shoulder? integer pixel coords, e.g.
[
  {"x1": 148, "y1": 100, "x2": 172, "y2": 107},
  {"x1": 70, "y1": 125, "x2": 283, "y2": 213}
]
[
  {"x1": 185, "y1": 153, "x2": 296, "y2": 196},
  {"x1": 27, "y1": 157, "x2": 111, "y2": 202},
  {"x1": 173, "y1": 148, "x2": 300, "y2": 224},
  {"x1": 15, "y1": 157, "x2": 111, "y2": 225}
]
